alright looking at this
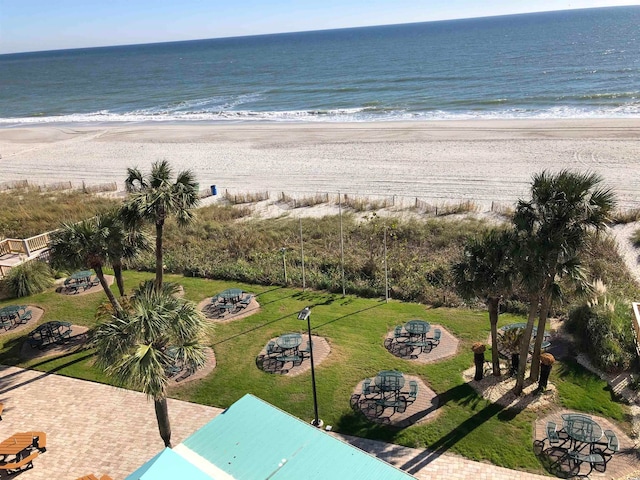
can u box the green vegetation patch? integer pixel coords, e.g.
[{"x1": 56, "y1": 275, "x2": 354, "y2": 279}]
[
  {"x1": 0, "y1": 272, "x2": 631, "y2": 474},
  {"x1": 0, "y1": 188, "x2": 119, "y2": 238}
]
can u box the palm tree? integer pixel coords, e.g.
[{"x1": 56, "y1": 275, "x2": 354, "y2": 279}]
[
  {"x1": 108, "y1": 207, "x2": 150, "y2": 297},
  {"x1": 454, "y1": 229, "x2": 516, "y2": 376},
  {"x1": 124, "y1": 160, "x2": 199, "y2": 290},
  {"x1": 512, "y1": 170, "x2": 615, "y2": 395},
  {"x1": 50, "y1": 214, "x2": 126, "y2": 315},
  {"x1": 92, "y1": 280, "x2": 208, "y2": 447}
]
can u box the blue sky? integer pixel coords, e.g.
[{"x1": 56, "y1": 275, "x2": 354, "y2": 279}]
[{"x1": 1, "y1": 0, "x2": 637, "y2": 54}]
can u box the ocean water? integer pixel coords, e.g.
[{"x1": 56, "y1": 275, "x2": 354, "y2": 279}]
[{"x1": 1, "y1": 6, "x2": 639, "y2": 124}]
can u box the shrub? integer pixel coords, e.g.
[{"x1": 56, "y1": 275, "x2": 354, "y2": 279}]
[
  {"x1": 632, "y1": 228, "x2": 640, "y2": 248},
  {"x1": 567, "y1": 301, "x2": 636, "y2": 373},
  {"x1": 4, "y1": 260, "x2": 54, "y2": 298},
  {"x1": 610, "y1": 208, "x2": 640, "y2": 225}
]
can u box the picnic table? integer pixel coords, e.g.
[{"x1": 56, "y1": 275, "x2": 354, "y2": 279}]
[
  {"x1": 0, "y1": 305, "x2": 31, "y2": 331},
  {"x1": 405, "y1": 319, "x2": 430, "y2": 339},
  {"x1": 270, "y1": 333, "x2": 303, "y2": 365},
  {"x1": 0, "y1": 434, "x2": 35, "y2": 456},
  {"x1": 67, "y1": 270, "x2": 93, "y2": 284},
  {"x1": 375, "y1": 370, "x2": 405, "y2": 392},
  {"x1": 369, "y1": 371, "x2": 407, "y2": 412},
  {"x1": 217, "y1": 288, "x2": 244, "y2": 304},
  {"x1": 276, "y1": 333, "x2": 302, "y2": 352},
  {"x1": 0, "y1": 431, "x2": 46, "y2": 475},
  {"x1": 27, "y1": 321, "x2": 72, "y2": 349},
  {"x1": 562, "y1": 413, "x2": 603, "y2": 447}
]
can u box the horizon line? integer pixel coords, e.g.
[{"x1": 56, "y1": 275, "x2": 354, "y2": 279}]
[{"x1": 1, "y1": 4, "x2": 635, "y2": 56}]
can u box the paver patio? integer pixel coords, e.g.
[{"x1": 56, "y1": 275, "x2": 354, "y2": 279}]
[
  {"x1": 384, "y1": 324, "x2": 458, "y2": 363},
  {"x1": 534, "y1": 410, "x2": 640, "y2": 479},
  {"x1": 0, "y1": 365, "x2": 221, "y2": 480},
  {"x1": 0, "y1": 365, "x2": 633, "y2": 480}
]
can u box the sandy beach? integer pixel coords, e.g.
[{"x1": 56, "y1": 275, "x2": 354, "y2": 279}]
[{"x1": 1, "y1": 119, "x2": 639, "y2": 209}]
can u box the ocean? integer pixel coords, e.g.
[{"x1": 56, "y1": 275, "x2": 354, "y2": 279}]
[{"x1": 1, "y1": 6, "x2": 639, "y2": 124}]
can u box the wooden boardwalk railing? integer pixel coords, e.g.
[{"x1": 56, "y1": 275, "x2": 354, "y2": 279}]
[{"x1": 0, "y1": 232, "x2": 53, "y2": 279}]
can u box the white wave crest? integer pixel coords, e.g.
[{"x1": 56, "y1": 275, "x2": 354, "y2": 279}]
[{"x1": 1, "y1": 103, "x2": 640, "y2": 125}]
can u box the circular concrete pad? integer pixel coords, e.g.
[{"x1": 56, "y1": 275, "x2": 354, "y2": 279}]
[
  {"x1": 351, "y1": 375, "x2": 439, "y2": 427},
  {"x1": 197, "y1": 293, "x2": 260, "y2": 323},
  {"x1": 256, "y1": 334, "x2": 330, "y2": 376},
  {"x1": 384, "y1": 324, "x2": 459, "y2": 363}
]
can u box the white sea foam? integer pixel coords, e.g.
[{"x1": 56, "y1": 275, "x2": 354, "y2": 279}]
[{"x1": 1, "y1": 103, "x2": 640, "y2": 125}]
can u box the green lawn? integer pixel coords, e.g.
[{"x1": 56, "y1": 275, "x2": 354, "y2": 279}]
[{"x1": 0, "y1": 271, "x2": 629, "y2": 474}]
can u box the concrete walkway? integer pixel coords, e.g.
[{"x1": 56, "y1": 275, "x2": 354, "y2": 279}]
[{"x1": 0, "y1": 365, "x2": 624, "y2": 480}]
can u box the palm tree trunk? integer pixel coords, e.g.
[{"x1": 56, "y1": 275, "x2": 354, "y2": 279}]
[
  {"x1": 155, "y1": 220, "x2": 164, "y2": 290},
  {"x1": 529, "y1": 295, "x2": 550, "y2": 381},
  {"x1": 94, "y1": 265, "x2": 123, "y2": 316},
  {"x1": 487, "y1": 297, "x2": 501, "y2": 376},
  {"x1": 112, "y1": 260, "x2": 125, "y2": 297},
  {"x1": 514, "y1": 295, "x2": 538, "y2": 395},
  {"x1": 154, "y1": 397, "x2": 172, "y2": 448}
]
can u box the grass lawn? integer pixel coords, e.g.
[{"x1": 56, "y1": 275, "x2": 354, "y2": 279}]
[{"x1": 0, "y1": 271, "x2": 630, "y2": 474}]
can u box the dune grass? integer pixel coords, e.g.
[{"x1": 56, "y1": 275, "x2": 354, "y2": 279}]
[
  {"x1": 0, "y1": 271, "x2": 631, "y2": 474},
  {"x1": 0, "y1": 188, "x2": 119, "y2": 238}
]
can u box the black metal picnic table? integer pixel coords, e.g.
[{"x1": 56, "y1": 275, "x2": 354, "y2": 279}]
[{"x1": 27, "y1": 321, "x2": 72, "y2": 349}]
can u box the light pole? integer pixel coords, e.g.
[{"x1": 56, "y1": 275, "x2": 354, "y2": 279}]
[
  {"x1": 280, "y1": 247, "x2": 287, "y2": 285},
  {"x1": 298, "y1": 306, "x2": 320, "y2": 427}
]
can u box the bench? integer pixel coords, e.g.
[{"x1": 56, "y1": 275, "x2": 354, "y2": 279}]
[
  {"x1": 568, "y1": 450, "x2": 605, "y2": 474},
  {"x1": 406, "y1": 340, "x2": 430, "y2": 347},
  {"x1": 275, "y1": 355, "x2": 301, "y2": 366},
  {"x1": 407, "y1": 380, "x2": 418, "y2": 401},
  {"x1": 30, "y1": 431, "x2": 46, "y2": 451},
  {"x1": 376, "y1": 396, "x2": 407, "y2": 412},
  {"x1": 19, "y1": 310, "x2": 33, "y2": 324},
  {"x1": 237, "y1": 295, "x2": 253, "y2": 309},
  {"x1": 299, "y1": 340, "x2": 313, "y2": 358},
  {"x1": 393, "y1": 325, "x2": 406, "y2": 340},
  {"x1": 545, "y1": 421, "x2": 568, "y2": 446},
  {"x1": 216, "y1": 303, "x2": 235, "y2": 315},
  {"x1": 0, "y1": 451, "x2": 40, "y2": 474},
  {"x1": 65, "y1": 282, "x2": 88, "y2": 294}
]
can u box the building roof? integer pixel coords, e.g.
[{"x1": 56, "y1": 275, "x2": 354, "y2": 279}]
[
  {"x1": 180, "y1": 394, "x2": 415, "y2": 479},
  {"x1": 126, "y1": 447, "x2": 212, "y2": 480}
]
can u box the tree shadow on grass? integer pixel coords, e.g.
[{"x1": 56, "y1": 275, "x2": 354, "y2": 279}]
[
  {"x1": 213, "y1": 302, "x2": 384, "y2": 345},
  {"x1": 337, "y1": 379, "x2": 541, "y2": 475},
  {"x1": 0, "y1": 351, "x2": 95, "y2": 396}
]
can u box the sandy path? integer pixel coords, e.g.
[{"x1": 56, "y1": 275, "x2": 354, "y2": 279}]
[{"x1": 0, "y1": 119, "x2": 639, "y2": 209}]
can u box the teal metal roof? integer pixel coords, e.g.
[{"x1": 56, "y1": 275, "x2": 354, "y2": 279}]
[
  {"x1": 126, "y1": 447, "x2": 212, "y2": 480},
  {"x1": 182, "y1": 394, "x2": 415, "y2": 479}
]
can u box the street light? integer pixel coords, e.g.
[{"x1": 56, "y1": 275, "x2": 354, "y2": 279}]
[{"x1": 298, "y1": 306, "x2": 320, "y2": 427}]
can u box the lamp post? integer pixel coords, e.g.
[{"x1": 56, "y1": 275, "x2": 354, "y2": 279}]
[
  {"x1": 298, "y1": 306, "x2": 320, "y2": 427},
  {"x1": 280, "y1": 247, "x2": 287, "y2": 285}
]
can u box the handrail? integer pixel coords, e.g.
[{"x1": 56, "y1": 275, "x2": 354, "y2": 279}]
[{"x1": 0, "y1": 231, "x2": 54, "y2": 279}]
